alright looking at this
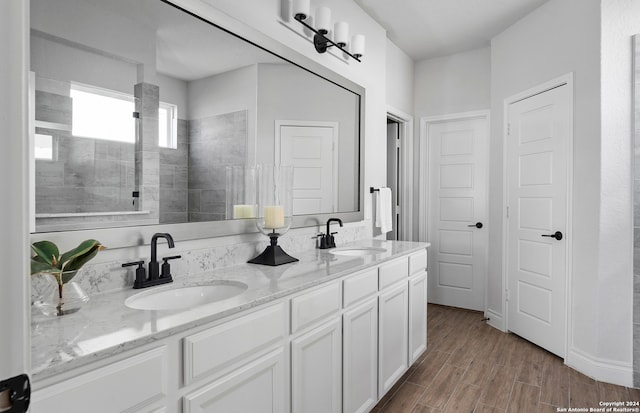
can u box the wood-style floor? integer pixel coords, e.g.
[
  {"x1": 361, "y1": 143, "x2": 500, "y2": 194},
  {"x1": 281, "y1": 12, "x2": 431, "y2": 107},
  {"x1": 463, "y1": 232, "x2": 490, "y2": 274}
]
[{"x1": 372, "y1": 304, "x2": 640, "y2": 413}]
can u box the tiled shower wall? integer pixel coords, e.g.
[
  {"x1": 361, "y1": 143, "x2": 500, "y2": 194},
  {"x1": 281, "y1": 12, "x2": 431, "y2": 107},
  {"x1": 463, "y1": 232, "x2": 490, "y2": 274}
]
[
  {"x1": 188, "y1": 110, "x2": 248, "y2": 222},
  {"x1": 159, "y1": 119, "x2": 189, "y2": 224},
  {"x1": 34, "y1": 84, "x2": 136, "y2": 214}
]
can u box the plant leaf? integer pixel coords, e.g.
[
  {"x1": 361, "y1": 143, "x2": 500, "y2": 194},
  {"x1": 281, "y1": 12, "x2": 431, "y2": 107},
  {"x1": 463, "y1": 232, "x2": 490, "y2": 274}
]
[
  {"x1": 61, "y1": 270, "x2": 78, "y2": 284},
  {"x1": 59, "y1": 239, "x2": 103, "y2": 271},
  {"x1": 63, "y1": 246, "x2": 101, "y2": 272},
  {"x1": 31, "y1": 241, "x2": 60, "y2": 267},
  {"x1": 30, "y1": 259, "x2": 60, "y2": 275}
]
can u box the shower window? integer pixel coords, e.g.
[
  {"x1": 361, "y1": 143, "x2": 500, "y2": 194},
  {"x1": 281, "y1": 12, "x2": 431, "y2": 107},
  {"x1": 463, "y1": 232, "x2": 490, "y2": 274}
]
[
  {"x1": 70, "y1": 83, "x2": 177, "y2": 148},
  {"x1": 70, "y1": 83, "x2": 135, "y2": 143},
  {"x1": 159, "y1": 101, "x2": 177, "y2": 149}
]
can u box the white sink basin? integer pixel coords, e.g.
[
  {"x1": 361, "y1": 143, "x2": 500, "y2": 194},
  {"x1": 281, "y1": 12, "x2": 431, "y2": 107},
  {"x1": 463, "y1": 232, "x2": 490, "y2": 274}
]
[
  {"x1": 125, "y1": 281, "x2": 248, "y2": 311},
  {"x1": 330, "y1": 247, "x2": 387, "y2": 257}
]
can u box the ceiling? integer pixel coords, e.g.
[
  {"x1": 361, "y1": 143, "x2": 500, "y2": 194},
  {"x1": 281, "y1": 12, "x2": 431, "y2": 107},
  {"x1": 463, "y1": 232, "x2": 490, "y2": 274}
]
[{"x1": 352, "y1": 0, "x2": 550, "y2": 61}]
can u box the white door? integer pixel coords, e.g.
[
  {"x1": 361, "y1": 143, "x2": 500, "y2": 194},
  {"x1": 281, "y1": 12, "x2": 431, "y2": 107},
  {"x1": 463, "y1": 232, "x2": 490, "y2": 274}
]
[
  {"x1": 276, "y1": 122, "x2": 338, "y2": 215},
  {"x1": 0, "y1": 1, "x2": 31, "y2": 411},
  {"x1": 506, "y1": 83, "x2": 570, "y2": 358},
  {"x1": 426, "y1": 114, "x2": 488, "y2": 311}
]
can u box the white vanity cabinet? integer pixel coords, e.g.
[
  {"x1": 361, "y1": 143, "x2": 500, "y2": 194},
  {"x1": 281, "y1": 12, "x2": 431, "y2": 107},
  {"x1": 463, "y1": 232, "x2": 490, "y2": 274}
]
[
  {"x1": 31, "y1": 246, "x2": 428, "y2": 413},
  {"x1": 181, "y1": 302, "x2": 288, "y2": 413}
]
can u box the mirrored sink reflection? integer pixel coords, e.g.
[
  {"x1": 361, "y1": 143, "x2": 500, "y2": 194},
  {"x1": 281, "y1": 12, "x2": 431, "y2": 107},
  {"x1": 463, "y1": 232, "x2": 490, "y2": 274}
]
[
  {"x1": 329, "y1": 247, "x2": 387, "y2": 257},
  {"x1": 125, "y1": 281, "x2": 248, "y2": 311}
]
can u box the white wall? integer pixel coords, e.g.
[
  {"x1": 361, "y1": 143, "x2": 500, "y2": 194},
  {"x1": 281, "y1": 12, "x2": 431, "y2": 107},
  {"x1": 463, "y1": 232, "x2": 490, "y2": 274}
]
[
  {"x1": 386, "y1": 39, "x2": 414, "y2": 115},
  {"x1": 414, "y1": 47, "x2": 491, "y2": 118},
  {"x1": 598, "y1": 0, "x2": 640, "y2": 378},
  {"x1": 412, "y1": 47, "x2": 491, "y2": 240},
  {"x1": 491, "y1": 0, "x2": 633, "y2": 385},
  {"x1": 0, "y1": 0, "x2": 30, "y2": 381}
]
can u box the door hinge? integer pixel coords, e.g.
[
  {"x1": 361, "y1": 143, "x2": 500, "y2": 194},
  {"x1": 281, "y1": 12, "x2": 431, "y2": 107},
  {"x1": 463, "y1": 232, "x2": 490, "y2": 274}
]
[
  {"x1": 507, "y1": 123, "x2": 511, "y2": 135},
  {"x1": 505, "y1": 289, "x2": 510, "y2": 302},
  {"x1": 506, "y1": 206, "x2": 510, "y2": 218}
]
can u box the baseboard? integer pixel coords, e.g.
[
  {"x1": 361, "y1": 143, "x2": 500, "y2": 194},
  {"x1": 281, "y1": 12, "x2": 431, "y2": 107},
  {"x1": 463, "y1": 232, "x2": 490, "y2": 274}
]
[
  {"x1": 484, "y1": 309, "x2": 505, "y2": 332},
  {"x1": 566, "y1": 347, "x2": 633, "y2": 387}
]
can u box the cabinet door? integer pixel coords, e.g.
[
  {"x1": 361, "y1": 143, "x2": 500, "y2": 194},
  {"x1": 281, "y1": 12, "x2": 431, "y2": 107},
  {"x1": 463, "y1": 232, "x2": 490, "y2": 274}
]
[
  {"x1": 291, "y1": 318, "x2": 342, "y2": 413},
  {"x1": 409, "y1": 272, "x2": 428, "y2": 364},
  {"x1": 183, "y1": 348, "x2": 287, "y2": 413},
  {"x1": 31, "y1": 347, "x2": 168, "y2": 413},
  {"x1": 343, "y1": 298, "x2": 378, "y2": 413},
  {"x1": 378, "y1": 281, "x2": 409, "y2": 395}
]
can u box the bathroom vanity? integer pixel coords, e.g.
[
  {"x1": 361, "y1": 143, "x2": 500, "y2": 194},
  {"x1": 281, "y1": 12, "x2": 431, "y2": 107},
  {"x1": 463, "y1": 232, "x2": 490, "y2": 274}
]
[{"x1": 29, "y1": 240, "x2": 428, "y2": 413}]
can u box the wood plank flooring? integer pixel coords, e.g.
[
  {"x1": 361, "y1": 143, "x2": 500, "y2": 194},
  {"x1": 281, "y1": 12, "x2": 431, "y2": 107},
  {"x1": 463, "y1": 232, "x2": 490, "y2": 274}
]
[{"x1": 372, "y1": 304, "x2": 640, "y2": 413}]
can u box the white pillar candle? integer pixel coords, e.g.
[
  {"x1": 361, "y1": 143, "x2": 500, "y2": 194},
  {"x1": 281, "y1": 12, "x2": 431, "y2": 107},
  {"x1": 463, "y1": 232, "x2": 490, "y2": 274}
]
[
  {"x1": 351, "y1": 34, "x2": 365, "y2": 57},
  {"x1": 233, "y1": 204, "x2": 256, "y2": 219},
  {"x1": 292, "y1": 0, "x2": 310, "y2": 20},
  {"x1": 334, "y1": 21, "x2": 349, "y2": 47},
  {"x1": 263, "y1": 206, "x2": 285, "y2": 229},
  {"x1": 315, "y1": 7, "x2": 331, "y2": 34}
]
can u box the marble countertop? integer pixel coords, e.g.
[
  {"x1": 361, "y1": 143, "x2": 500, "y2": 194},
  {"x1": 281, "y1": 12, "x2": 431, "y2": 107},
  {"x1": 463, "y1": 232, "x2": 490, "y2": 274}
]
[{"x1": 31, "y1": 239, "x2": 429, "y2": 382}]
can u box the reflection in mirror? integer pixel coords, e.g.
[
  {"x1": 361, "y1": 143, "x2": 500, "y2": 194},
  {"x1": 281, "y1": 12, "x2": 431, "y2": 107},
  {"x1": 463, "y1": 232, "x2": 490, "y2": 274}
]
[{"x1": 30, "y1": 0, "x2": 362, "y2": 236}]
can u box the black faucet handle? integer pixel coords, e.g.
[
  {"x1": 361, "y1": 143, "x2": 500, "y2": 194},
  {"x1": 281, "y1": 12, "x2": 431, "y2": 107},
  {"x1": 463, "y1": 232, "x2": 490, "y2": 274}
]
[
  {"x1": 122, "y1": 260, "x2": 144, "y2": 267},
  {"x1": 160, "y1": 255, "x2": 181, "y2": 279},
  {"x1": 122, "y1": 261, "x2": 147, "y2": 289},
  {"x1": 330, "y1": 232, "x2": 338, "y2": 235}
]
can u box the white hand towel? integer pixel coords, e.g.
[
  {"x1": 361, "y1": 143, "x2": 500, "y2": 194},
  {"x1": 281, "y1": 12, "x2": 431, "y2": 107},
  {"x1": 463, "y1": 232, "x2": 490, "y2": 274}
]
[{"x1": 375, "y1": 187, "x2": 393, "y2": 234}]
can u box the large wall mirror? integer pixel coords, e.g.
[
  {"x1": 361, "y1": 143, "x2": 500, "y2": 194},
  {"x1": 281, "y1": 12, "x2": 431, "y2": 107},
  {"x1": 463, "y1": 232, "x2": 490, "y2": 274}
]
[{"x1": 29, "y1": 0, "x2": 364, "y2": 246}]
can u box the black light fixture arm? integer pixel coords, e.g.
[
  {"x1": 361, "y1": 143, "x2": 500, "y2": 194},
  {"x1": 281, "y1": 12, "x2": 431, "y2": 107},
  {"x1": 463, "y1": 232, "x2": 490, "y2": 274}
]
[{"x1": 294, "y1": 14, "x2": 362, "y2": 62}]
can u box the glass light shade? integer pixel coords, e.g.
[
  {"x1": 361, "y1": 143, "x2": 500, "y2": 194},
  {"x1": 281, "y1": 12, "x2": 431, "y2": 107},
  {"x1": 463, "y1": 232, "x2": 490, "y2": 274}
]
[
  {"x1": 351, "y1": 34, "x2": 365, "y2": 57},
  {"x1": 334, "y1": 21, "x2": 349, "y2": 47},
  {"x1": 293, "y1": 0, "x2": 310, "y2": 20},
  {"x1": 254, "y1": 165, "x2": 293, "y2": 237},
  {"x1": 226, "y1": 165, "x2": 257, "y2": 219},
  {"x1": 315, "y1": 7, "x2": 332, "y2": 34}
]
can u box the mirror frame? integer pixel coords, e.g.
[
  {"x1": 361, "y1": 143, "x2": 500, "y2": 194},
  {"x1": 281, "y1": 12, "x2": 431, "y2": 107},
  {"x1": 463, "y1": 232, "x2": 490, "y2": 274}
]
[{"x1": 30, "y1": 0, "x2": 365, "y2": 248}]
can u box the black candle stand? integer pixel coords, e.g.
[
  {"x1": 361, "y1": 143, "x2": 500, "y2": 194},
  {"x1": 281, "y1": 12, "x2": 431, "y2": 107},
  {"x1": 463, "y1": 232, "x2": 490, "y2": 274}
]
[{"x1": 248, "y1": 231, "x2": 298, "y2": 266}]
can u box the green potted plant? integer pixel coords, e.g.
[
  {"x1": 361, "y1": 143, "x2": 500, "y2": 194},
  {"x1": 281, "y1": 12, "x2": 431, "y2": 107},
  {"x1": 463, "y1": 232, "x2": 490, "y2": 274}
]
[{"x1": 31, "y1": 239, "x2": 104, "y2": 316}]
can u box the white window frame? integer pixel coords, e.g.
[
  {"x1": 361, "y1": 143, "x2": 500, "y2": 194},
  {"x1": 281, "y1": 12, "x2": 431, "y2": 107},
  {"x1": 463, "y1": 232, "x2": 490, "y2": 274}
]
[{"x1": 159, "y1": 101, "x2": 178, "y2": 149}]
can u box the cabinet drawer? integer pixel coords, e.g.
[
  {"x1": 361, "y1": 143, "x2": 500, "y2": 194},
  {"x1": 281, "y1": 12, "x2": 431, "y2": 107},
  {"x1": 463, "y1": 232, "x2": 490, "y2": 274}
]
[
  {"x1": 409, "y1": 249, "x2": 428, "y2": 275},
  {"x1": 31, "y1": 347, "x2": 167, "y2": 413},
  {"x1": 291, "y1": 282, "x2": 341, "y2": 334},
  {"x1": 343, "y1": 268, "x2": 378, "y2": 308},
  {"x1": 183, "y1": 303, "x2": 286, "y2": 385},
  {"x1": 378, "y1": 256, "x2": 409, "y2": 290}
]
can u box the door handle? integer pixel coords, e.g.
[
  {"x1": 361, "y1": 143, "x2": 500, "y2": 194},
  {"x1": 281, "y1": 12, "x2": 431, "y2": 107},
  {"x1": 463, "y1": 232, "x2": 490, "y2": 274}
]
[
  {"x1": 541, "y1": 231, "x2": 563, "y2": 241},
  {"x1": 467, "y1": 222, "x2": 483, "y2": 229}
]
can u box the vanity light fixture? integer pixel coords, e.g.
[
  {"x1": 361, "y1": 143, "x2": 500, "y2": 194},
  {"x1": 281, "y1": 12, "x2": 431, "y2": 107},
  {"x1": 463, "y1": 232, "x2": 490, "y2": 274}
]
[{"x1": 292, "y1": 0, "x2": 365, "y2": 62}]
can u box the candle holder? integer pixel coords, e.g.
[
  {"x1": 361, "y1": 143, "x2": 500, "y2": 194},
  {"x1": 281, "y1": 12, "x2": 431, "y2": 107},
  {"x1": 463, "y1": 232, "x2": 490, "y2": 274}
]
[
  {"x1": 248, "y1": 165, "x2": 298, "y2": 266},
  {"x1": 226, "y1": 165, "x2": 257, "y2": 220}
]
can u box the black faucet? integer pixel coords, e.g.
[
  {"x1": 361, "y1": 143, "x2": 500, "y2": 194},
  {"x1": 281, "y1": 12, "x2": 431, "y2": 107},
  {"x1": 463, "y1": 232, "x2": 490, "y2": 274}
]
[
  {"x1": 317, "y1": 218, "x2": 343, "y2": 249},
  {"x1": 150, "y1": 233, "x2": 175, "y2": 280},
  {"x1": 122, "y1": 232, "x2": 181, "y2": 289}
]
